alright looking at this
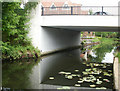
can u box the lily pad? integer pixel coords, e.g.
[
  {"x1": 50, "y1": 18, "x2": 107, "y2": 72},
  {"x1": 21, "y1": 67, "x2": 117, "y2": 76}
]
[
  {"x1": 65, "y1": 75, "x2": 73, "y2": 79},
  {"x1": 75, "y1": 84, "x2": 81, "y2": 87},
  {"x1": 78, "y1": 80, "x2": 84, "y2": 83},
  {"x1": 65, "y1": 72, "x2": 71, "y2": 75},
  {"x1": 75, "y1": 70, "x2": 79, "y2": 72},
  {"x1": 72, "y1": 74, "x2": 77, "y2": 77},
  {"x1": 82, "y1": 72, "x2": 88, "y2": 75},
  {"x1": 108, "y1": 70, "x2": 112, "y2": 72},
  {"x1": 96, "y1": 79, "x2": 102, "y2": 84},
  {"x1": 85, "y1": 69, "x2": 91, "y2": 72},
  {"x1": 103, "y1": 79, "x2": 110, "y2": 82},
  {"x1": 67, "y1": 75, "x2": 73, "y2": 79},
  {"x1": 83, "y1": 77, "x2": 91, "y2": 82},
  {"x1": 103, "y1": 72, "x2": 111, "y2": 76},
  {"x1": 59, "y1": 71, "x2": 66, "y2": 75},
  {"x1": 49, "y1": 77, "x2": 54, "y2": 80},
  {"x1": 90, "y1": 85, "x2": 96, "y2": 87}
]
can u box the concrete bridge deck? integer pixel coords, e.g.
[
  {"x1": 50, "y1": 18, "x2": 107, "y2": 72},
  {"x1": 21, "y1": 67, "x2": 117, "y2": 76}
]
[{"x1": 41, "y1": 15, "x2": 119, "y2": 32}]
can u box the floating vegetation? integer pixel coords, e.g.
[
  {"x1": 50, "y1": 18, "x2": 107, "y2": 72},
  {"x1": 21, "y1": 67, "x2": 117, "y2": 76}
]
[
  {"x1": 90, "y1": 85, "x2": 96, "y2": 87},
  {"x1": 96, "y1": 79, "x2": 102, "y2": 84},
  {"x1": 75, "y1": 84, "x2": 81, "y2": 87},
  {"x1": 78, "y1": 80, "x2": 84, "y2": 83},
  {"x1": 65, "y1": 72, "x2": 71, "y2": 75},
  {"x1": 76, "y1": 74, "x2": 81, "y2": 77},
  {"x1": 59, "y1": 71, "x2": 66, "y2": 75},
  {"x1": 82, "y1": 71, "x2": 88, "y2": 75},
  {"x1": 92, "y1": 68, "x2": 97, "y2": 71},
  {"x1": 85, "y1": 69, "x2": 91, "y2": 72},
  {"x1": 56, "y1": 62, "x2": 113, "y2": 89},
  {"x1": 103, "y1": 79, "x2": 110, "y2": 82},
  {"x1": 108, "y1": 70, "x2": 112, "y2": 72},
  {"x1": 75, "y1": 70, "x2": 79, "y2": 72},
  {"x1": 49, "y1": 77, "x2": 54, "y2": 80},
  {"x1": 103, "y1": 72, "x2": 112, "y2": 76},
  {"x1": 83, "y1": 76, "x2": 96, "y2": 83},
  {"x1": 72, "y1": 74, "x2": 77, "y2": 77},
  {"x1": 65, "y1": 75, "x2": 73, "y2": 79}
]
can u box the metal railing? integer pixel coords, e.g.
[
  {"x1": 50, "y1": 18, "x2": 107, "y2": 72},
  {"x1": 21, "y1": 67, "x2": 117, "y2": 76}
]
[{"x1": 41, "y1": 6, "x2": 119, "y2": 16}]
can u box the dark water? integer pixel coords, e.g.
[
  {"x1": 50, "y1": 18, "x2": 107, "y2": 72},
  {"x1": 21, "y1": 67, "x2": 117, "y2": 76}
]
[{"x1": 2, "y1": 43, "x2": 116, "y2": 90}]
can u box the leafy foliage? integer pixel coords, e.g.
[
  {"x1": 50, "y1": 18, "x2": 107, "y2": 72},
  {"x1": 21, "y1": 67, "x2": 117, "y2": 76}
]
[
  {"x1": 2, "y1": 2, "x2": 40, "y2": 60},
  {"x1": 95, "y1": 32, "x2": 118, "y2": 38}
]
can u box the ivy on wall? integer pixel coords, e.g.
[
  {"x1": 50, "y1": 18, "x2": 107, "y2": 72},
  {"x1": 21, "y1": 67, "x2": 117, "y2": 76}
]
[{"x1": 2, "y1": 2, "x2": 40, "y2": 60}]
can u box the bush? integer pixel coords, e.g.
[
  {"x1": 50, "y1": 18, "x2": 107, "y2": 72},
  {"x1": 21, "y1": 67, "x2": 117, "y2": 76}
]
[{"x1": 2, "y1": 2, "x2": 40, "y2": 60}]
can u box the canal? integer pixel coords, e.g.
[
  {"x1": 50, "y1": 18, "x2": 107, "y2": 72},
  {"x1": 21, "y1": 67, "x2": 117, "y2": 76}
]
[{"x1": 2, "y1": 39, "x2": 117, "y2": 90}]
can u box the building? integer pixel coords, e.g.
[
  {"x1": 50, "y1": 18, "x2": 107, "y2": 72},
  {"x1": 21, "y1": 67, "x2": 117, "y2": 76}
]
[
  {"x1": 41, "y1": 0, "x2": 88, "y2": 15},
  {"x1": 82, "y1": 32, "x2": 95, "y2": 38}
]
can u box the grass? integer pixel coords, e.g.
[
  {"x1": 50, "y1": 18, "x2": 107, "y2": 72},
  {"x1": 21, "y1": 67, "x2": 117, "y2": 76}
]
[{"x1": 92, "y1": 38, "x2": 100, "y2": 42}]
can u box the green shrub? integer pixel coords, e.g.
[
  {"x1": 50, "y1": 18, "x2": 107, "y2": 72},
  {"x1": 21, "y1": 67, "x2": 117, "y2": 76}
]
[{"x1": 2, "y1": 2, "x2": 40, "y2": 60}]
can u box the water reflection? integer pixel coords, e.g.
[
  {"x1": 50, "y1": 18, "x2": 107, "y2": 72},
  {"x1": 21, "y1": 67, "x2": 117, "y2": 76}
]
[
  {"x1": 2, "y1": 43, "x2": 115, "y2": 89},
  {"x1": 2, "y1": 58, "x2": 40, "y2": 89},
  {"x1": 80, "y1": 43, "x2": 115, "y2": 63},
  {"x1": 39, "y1": 49, "x2": 113, "y2": 89}
]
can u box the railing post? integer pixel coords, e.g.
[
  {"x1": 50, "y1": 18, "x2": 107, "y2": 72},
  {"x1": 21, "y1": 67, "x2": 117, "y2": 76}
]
[
  {"x1": 102, "y1": 6, "x2": 103, "y2": 15},
  {"x1": 42, "y1": 7, "x2": 44, "y2": 16},
  {"x1": 71, "y1": 6, "x2": 73, "y2": 15}
]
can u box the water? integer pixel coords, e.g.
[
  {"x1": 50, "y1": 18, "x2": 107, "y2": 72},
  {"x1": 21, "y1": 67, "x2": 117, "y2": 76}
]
[{"x1": 2, "y1": 42, "x2": 116, "y2": 90}]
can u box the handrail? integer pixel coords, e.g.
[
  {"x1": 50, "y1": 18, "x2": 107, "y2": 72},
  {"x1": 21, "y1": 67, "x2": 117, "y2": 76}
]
[{"x1": 41, "y1": 6, "x2": 119, "y2": 16}]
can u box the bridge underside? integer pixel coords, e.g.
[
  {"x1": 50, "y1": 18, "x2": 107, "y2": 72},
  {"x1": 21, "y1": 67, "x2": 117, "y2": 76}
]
[{"x1": 44, "y1": 26, "x2": 119, "y2": 32}]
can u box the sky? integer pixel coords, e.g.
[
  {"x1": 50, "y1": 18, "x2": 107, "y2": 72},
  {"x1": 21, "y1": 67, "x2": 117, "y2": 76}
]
[{"x1": 70, "y1": 0, "x2": 120, "y2": 6}]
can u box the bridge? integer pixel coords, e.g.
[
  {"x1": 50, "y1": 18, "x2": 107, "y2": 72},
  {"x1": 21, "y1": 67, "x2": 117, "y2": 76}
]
[{"x1": 29, "y1": 5, "x2": 119, "y2": 54}]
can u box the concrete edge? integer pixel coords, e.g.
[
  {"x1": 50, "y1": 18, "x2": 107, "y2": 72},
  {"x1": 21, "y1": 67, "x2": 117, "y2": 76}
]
[
  {"x1": 113, "y1": 57, "x2": 119, "y2": 90},
  {"x1": 41, "y1": 45, "x2": 81, "y2": 57}
]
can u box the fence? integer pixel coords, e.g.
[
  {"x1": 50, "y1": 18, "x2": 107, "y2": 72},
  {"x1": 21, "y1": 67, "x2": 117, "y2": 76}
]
[{"x1": 41, "y1": 6, "x2": 119, "y2": 16}]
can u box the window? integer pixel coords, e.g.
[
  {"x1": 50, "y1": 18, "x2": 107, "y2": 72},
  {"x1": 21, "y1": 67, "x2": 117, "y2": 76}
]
[
  {"x1": 63, "y1": 4, "x2": 68, "y2": 8},
  {"x1": 50, "y1": 3, "x2": 56, "y2": 10},
  {"x1": 62, "y1": 4, "x2": 70, "y2": 10}
]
